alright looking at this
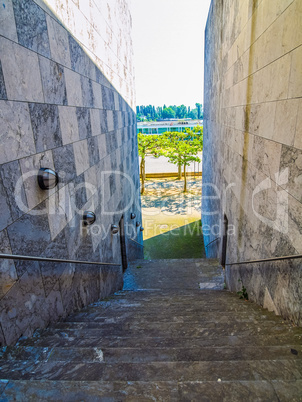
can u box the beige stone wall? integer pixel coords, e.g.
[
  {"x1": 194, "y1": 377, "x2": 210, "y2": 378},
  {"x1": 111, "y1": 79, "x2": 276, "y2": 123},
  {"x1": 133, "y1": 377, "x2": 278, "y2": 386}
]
[
  {"x1": 203, "y1": 0, "x2": 302, "y2": 324},
  {"x1": 38, "y1": 0, "x2": 135, "y2": 109}
]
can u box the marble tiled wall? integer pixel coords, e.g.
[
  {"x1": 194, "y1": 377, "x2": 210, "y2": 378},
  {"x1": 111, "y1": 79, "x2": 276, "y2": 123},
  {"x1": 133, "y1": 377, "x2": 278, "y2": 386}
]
[
  {"x1": 203, "y1": 0, "x2": 302, "y2": 325},
  {"x1": 0, "y1": 0, "x2": 142, "y2": 345}
]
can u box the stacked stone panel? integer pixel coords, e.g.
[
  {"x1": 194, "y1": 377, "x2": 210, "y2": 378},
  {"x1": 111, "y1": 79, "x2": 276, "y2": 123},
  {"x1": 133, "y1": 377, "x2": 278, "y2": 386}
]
[
  {"x1": 0, "y1": 0, "x2": 142, "y2": 346},
  {"x1": 203, "y1": 0, "x2": 302, "y2": 325}
]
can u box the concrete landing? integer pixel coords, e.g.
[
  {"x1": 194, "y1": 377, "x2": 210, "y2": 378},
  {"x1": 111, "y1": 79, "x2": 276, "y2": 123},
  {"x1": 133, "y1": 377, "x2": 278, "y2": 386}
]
[
  {"x1": 0, "y1": 258, "x2": 302, "y2": 400},
  {"x1": 123, "y1": 258, "x2": 224, "y2": 290}
]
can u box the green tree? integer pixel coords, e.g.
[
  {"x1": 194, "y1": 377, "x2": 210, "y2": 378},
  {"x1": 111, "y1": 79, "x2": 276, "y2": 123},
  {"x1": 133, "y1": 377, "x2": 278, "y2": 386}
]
[
  {"x1": 137, "y1": 134, "x2": 163, "y2": 194},
  {"x1": 162, "y1": 127, "x2": 203, "y2": 192},
  {"x1": 188, "y1": 108, "x2": 198, "y2": 119},
  {"x1": 176, "y1": 104, "x2": 187, "y2": 119},
  {"x1": 196, "y1": 103, "x2": 203, "y2": 119},
  {"x1": 162, "y1": 107, "x2": 175, "y2": 119}
]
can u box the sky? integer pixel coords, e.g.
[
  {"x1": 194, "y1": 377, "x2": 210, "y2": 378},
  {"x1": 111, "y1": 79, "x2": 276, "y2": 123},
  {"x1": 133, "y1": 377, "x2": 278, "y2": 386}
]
[{"x1": 131, "y1": 0, "x2": 212, "y2": 109}]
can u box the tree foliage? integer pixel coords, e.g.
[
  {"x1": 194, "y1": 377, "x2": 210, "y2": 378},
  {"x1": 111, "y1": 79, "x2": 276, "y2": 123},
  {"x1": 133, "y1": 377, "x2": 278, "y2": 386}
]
[
  {"x1": 137, "y1": 126, "x2": 203, "y2": 193},
  {"x1": 137, "y1": 134, "x2": 164, "y2": 194},
  {"x1": 162, "y1": 107, "x2": 176, "y2": 119},
  {"x1": 161, "y1": 126, "x2": 203, "y2": 192},
  {"x1": 136, "y1": 103, "x2": 203, "y2": 122}
]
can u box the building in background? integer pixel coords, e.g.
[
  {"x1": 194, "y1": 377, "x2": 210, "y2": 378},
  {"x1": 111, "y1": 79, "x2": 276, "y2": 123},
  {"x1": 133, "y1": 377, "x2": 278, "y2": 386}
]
[{"x1": 137, "y1": 120, "x2": 203, "y2": 135}]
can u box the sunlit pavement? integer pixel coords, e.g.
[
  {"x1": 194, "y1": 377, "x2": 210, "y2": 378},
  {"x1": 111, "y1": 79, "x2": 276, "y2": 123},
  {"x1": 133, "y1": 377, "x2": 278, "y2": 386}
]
[{"x1": 141, "y1": 178, "x2": 202, "y2": 240}]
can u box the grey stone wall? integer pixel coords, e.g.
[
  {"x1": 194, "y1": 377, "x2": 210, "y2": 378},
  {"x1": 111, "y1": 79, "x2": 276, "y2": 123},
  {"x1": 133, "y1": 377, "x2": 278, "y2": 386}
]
[
  {"x1": 0, "y1": 0, "x2": 142, "y2": 346},
  {"x1": 203, "y1": 0, "x2": 302, "y2": 325}
]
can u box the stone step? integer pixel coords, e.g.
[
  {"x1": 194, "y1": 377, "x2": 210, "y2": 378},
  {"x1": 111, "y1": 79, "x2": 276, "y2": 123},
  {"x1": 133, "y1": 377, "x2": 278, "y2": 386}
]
[
  {"x1": 1, "y1": 345, "x2": 301, "y2": 364},
  {"x1": 57, "y1": 315, "x2": 296, "y2": 328},
  {"x1": 33, "y1": 322, "x2": 300, "y2": 339},
  {"x1": 1, "y1": 359, "x2": 302, "y2": 382},
  {"x1": 2, "y1": 379, "x2": 302, "y2": 401},
  {"x1": 17, "y1": 333, "x2": 302, "y2": 349},
  {"x1": 72, "y1": 301, "x2": 278, "y2": 315},
  {"x1": 64, "y1": 310, "x2": 281, "y2": 324}
]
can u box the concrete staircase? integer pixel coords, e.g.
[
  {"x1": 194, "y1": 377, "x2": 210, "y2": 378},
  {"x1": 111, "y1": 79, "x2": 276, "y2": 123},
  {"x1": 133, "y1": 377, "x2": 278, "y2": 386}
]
[{"x1": 0, "y1": 259, "x2": 302, "y2": 400}]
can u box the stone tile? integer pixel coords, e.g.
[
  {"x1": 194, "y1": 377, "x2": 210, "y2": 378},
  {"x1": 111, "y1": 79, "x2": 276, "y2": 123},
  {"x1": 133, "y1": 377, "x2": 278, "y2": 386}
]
[
  {"x1": 70, "y1": 173, "x2": 88, "y2": 212},
  {"x1": 76, "y1": 107, "x2": 92, "y2": 140},
  {"x1": 282, "y1": 0, "x2": 302, "y2": 54},
  {"x1": 73, "y1": 140, "x2": 90, "y2": 176},
  {"x1": 90, "y1": 109, "x2": 101, "y2": 136},
  {"x1": 87, "y1": 137, "x2": 100, "y2": 167},
  {"x1": 47, "y1": 186, "x2": 69, "y2": 240},
  {"x1": 58, "y1": 106, "x2": 79, "y2": 145},
  {"x1": 63, "y1": 213, "x2": 97, "y2": 264},
  {"x1": 0, "y1": 101, "x2": 36, "y2": 164},
  {"x1": 102, "y1": 85, "x2": 114, "y2": 110},
  {"x1": 267, "y1": 53, "x2": 292, "y2": 102},
  {"x1": 0, "y1": 174, "x2": 14, "y2": 231},
  {"x1": 107, "y1": 110, "x2": 114, "y2": 132},
  {"x1": 69, "y1": 34, "x2": 92, "y2": 78},
  {"x1": 84, "y1": 166, "x2": 97, "y2": 199},
  {"x1": 0, "y1": 160, "x2": 28, "y2": 222},
  {"x1": 106, "y1": 132, "x2": 117, "y2": 155},
  {"x1": 251, "y1": 136, "x2": 282, "y2": 180},
  {"x1": 58, "y1": 263, "x2": 84, "y2": 314},
  {"x1": 273, "y1": 99, "x2": 299, "y2": 146},
  {"x1": 113, "y1": 111, "x2": 119, "y2": 131},
  {"x1": 42, "y1": 227, "x2": 69, "y2": 261},
  {"x1": 12, "y1": 0, "x2": 50, "y2": 57},
  {"x1": 29, "y1": 103, "x2": 62, "y2": 153},
  {"x1": 81, "y1": 76, "x2": 94, "y2": 108},
  {"x1": 97, "y1": 134, "x2": 107, "y2": 161},
  {"x1": 95, "y1": 65, "x2": 105, "y2": 85},
  {"x1": 52, "y1": 144, "x2": 77, "y2": 187},
  {"x1": 39, "y1": 231, "x2": 69, "y2": 297},
  {"x1": 7, "y1": 201, "x2": 51, "y2": 257},
  {"x1": 0, "y1": 0, "x2": 18, "y2": 41},
  {"x1": 280, "y1": 145, "x2": 302, "y2": 203},
  {"x1": 43, "y1": 288, "x2": 64, "y2": 324},
  {"x1": 91, "y1": 81, "x2": 103, "y2": 109},
  {"x1": 0, "y1": 37, "x2": 44, "y2": 102},
  {"x1": 46, "y1": 14, "x2": 71, "y2": 68},
  {"x1": 19, "y1": 150, "x2": 55, "y2": 211},
  {"x1": 31, "y1": 0, "x2": 61, "y2": 22},
  {"x1": 38, "y1": 56, "x2": 67, "y2": 105},
  {"x1": 64, "y1": 67, "x2": 82, "y2": 107},
  {"x1": 0, "y1": 60, "x2": 7, "y2": 100},
  {"x1": 0, "y1": 262, "x2": 47, "y2": 345},
  {"x1": 38, "y1": 261, "x2": 60, "y2": 298},
  {"x1": 288, "y1": 44, "x2": 302, "y2": 99},
  {"x1": 294, "y1": 99, "x2": 302, "y2": 150},
  {"x1": 100, "y1": 109, "x2": 108, "y2": 134},
  {"x1": 0, "y1": 229, "x2": 17, "y2": 300},
  {"x1": 114, "y1": 91, "x2": 119, "y2": 110}
]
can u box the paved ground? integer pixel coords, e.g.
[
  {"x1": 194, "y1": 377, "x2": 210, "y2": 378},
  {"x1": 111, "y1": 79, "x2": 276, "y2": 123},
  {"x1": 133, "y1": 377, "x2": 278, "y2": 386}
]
[
  {"x1": 141, "y1": 178, "x2": 202, "y2": 240},
  {"x1": 1, "y1": 258, "x2": 302, "y2": 400},
  {"x1": 141, "y1": 178, "x2": 205, "y2": 259}
]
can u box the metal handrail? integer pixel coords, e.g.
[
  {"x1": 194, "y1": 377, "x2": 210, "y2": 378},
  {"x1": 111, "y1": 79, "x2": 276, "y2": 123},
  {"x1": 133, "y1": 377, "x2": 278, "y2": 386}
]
[
  {"x1": 129, "y1": 238, "x2": 143, "y2": 247},
  {"x1": 0, "y1": 253, "x2": 121, "y2": 267},
  {"x1": 226, "y1": 254, "x2": 302, "y2": 266},
  {"x1": 205, "y1": 237, "x2": 220, "y2": 248}
]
